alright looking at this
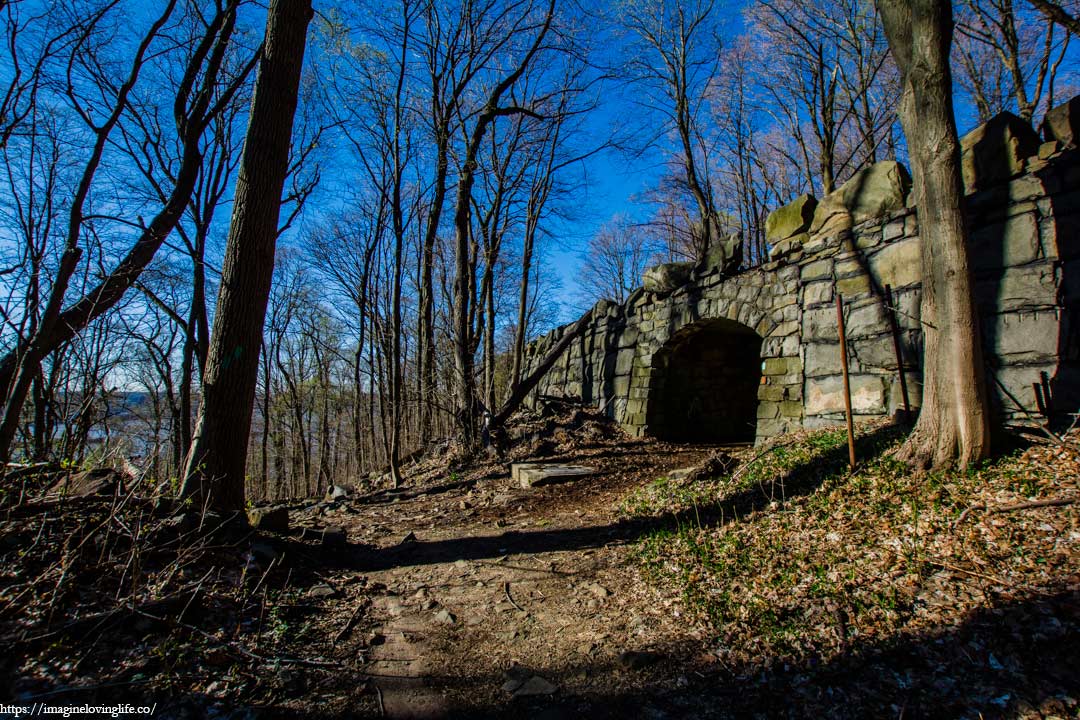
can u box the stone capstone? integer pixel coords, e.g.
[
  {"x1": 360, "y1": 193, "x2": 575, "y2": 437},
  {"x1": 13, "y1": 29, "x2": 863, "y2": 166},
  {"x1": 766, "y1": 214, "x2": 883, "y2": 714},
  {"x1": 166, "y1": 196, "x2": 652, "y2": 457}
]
[
  {"x1": 766, "y1": 193, "x2": 817, "y2": 242},
  {"x1": 961, "y1": 111, "x2": 1040, "y2": 193},
  {"x1": 700, "y1": 232, "x2": 743, "y2": 275},
  {"x1": 811, "y1": 161, "x2": 911, "y2": 237},
  {"x1": 643, "y1": 261, "x2": 694, "y2": 294},
  {"x1": 769, "y1": 232, "x2": 809, "y2": 260},
  {"x1": 841, "y1": 160, "x2": 912, "y2": 224},
  {"x1": 1040, "y1": 95, "x2": 1080, "y2": 148}
]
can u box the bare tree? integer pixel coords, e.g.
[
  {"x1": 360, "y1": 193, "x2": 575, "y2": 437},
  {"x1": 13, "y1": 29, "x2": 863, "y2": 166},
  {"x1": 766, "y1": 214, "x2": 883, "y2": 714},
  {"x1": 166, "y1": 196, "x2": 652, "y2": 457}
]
[
  {"x1": 576, "y1": 216, "x2": 661, "y2": 304},
  {"x1": 616, "y1": 0, "x2": 722, "y2": 257},
  {"x1": 0, "y1": 0, "x2": 255, "y2": 466},
  {"x1": 183, "y1": 0, "x2": 313, "y2": 511},
  {"x1": 956, "y1": 0, "x2": 1068, "y2": 122}
]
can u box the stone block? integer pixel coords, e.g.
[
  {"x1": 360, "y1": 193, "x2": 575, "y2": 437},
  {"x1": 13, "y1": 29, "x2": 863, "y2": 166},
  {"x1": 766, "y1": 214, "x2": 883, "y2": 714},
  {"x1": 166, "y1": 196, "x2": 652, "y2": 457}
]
[
  {"x1": 772, "y1": 320, "x2": 799, "y2": 336},
  {"x1": 977, "y1": 264, "x2": 1059, "y2": 312},
  {"x1": 801, "y1": 258, "x2": 833, "y2": 281},
  {"x1": 1040, "y1": 95, "x2": 1080, "y2": 147},
  {"x1": 809, "y1": 192, "x2": 853, "y2": 238},
  {"x1": 969, "y1": 212, "x2": 1042, "y2": 269},
  {"x1": 757, "y1": 402, "x2": 780, "y2": 419},
  {"x1": 701, "y1": 232, "x2": 743, "y2": 275},
  {"x1": 805, "y1": 374, "x2": 887, "y2": 415},
  {"x1": 883, "y1": 220, "x2": 905, "y2": 242},
  {"x1": 758, "y1": 384, "x2": 787, "y2": 402},
  {"x1": 841, "y1": 160, "x2": 913, "y2": 224},
  {"x1": 513, "y1": 463, "x2": 596, "y2": 489},
  {"x1": 845, "y1": 302, "x2": 888, "y2": 338},
  {"x1": 780, "y1": 400, "x2": 804, "y2": 418},
  {"x1": 983, "y1": 310, "x2": 1060, "y2": 362},
  {"x1": 762, "y1": 357, "x2": 799, "y2": 376},
  {"x1": 769, "y1": 232, "x2": 809, "y2": 260},
  {"x1": 868, "y1": 238, "x2": 921, "y2": 289},
  {"x1": 766, "y1": 194, "x2": 817, "y2": 242},
  {"x1": 960, "y1": 111, "x2": 1041, "y2": 192},
  {"x1": 614, "y1": 350, "x2": 635, "y2": 375},
  {"x1": 851, "y1": 334, "x2": 916, "y2": 370},
  {"x1": 803, "y1": 306, "x2": 839, "y2": 341},
  {"x1": 804, "y1": 281, "x2": 833, "y2": 305},
  {"x1": 805, "y1": 342, "x2": 842, "y2": 377},
  {"x1": 836, "y1": 274, "x2": 872, "y2": 298},
  {"x1": 643, "y1": 261, "x2": 695, "y2": 295}
]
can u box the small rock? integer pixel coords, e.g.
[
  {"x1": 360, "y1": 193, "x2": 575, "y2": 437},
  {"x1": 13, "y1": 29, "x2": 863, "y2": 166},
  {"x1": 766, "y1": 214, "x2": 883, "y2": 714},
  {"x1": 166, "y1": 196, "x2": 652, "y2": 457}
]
[
  {"x1": 325, "y1": 484, "x2": 349, "y2": 502},
  {"x1": 619, "y1": 650, "x2": 663, "y2": 670},
  {"x1": 309, "y1": 583, "x2": 337, "y2": 598},
  {"x1": 399, "y1": 531, "x2": 418, "y2": 545},
  {"x1": 512, "y1": 675, "x2": 557, "y2": 697},
  {"x1": 586, "y1": 583, "x2": 611, "y2": 599},
  {"x1": 322, "y1": 526, "x2": 347, "y2": 546},
  {"x1": 434, "y1": 608, "x2": 456, "y2": 625},
  {"x1": 246, "y1": 506, "x2": 289, "y2": 533}
]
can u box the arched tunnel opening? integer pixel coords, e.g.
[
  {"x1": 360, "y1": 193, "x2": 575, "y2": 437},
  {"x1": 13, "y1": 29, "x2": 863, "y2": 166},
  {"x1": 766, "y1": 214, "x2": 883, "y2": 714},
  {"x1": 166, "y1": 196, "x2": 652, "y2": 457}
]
[{"x1": 645, "y1": 318, "x2": 764, "y2": 443}]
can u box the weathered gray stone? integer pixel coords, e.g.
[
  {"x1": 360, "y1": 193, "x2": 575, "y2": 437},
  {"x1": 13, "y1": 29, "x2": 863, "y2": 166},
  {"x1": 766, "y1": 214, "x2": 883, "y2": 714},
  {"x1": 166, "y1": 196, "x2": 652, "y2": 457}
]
[
  {"x1": 769, "y1": 232, "x2": 809, "y2": 260},
  {"x1": 983, "y1": 310, "x2": 1060, "y2": 361},
  {"x1": 805, "y1": 342, "x2": 842, "y2": 377},
  {"x1": 700, "y1": 233, "x2": 743, "y2": 275},
  {"x1": 803, "y1": 281, "x2": 833, "y2": 305},
  {"x1": 844, "y1": 302, "x2": 888, "y2": 338},
  {"x1": 766, "y1": 194, "x2": 817, "y2": 242},
  {"x1": 841, "y1": 161, "x2": 912, "y2": 225},
  {"x1": 969, "y1": 212, "x2": 1042, "y2": 269},
  {"x1": 805, "y1": 375, "x2": 887, "y2": 415},
  {"x1": 961, "y1": 111, "x2": 1041, "y2": 192},
  {"x1": 1040, "y1": 95, "x2": 1080, "y2": 147},
  {"x1": 801, "y1": 259, "x2": 833, "y2": 282},
  {"x1": 512, "y1": 463, "x2": 596, "y2": 489},
  {"x1": 643, "y1": 261, "x2": 694, "y2": 294},
  {"x1": 868, "y1": 238, "x2": 921, "y2": 289},
  {"x1": 810, "y1": 161, "x2": 911, "y2": 238},
  {"x1": 979, "y1": 264, "x2": 1059, "y2": 312}
]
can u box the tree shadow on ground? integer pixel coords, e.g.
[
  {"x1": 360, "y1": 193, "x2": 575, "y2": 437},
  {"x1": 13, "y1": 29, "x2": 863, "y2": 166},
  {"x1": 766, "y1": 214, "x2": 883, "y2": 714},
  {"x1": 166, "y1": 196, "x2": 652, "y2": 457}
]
[
  {"x1": 294, "y1": 423, "x2": 905, "y2": 574},
  {"x1": 404, "y1": 584, "x2": 1077, "y2": 720}
]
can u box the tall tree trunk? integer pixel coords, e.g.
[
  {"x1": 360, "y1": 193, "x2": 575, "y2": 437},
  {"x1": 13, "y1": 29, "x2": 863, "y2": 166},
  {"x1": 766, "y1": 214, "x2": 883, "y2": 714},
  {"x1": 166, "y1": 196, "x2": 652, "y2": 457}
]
[
  {"x1": 182, "y1": 0, "x2": 313, "y2": 511},
  {"x1": 877, "y1": 0, "x2": 991, "y2": 469}
]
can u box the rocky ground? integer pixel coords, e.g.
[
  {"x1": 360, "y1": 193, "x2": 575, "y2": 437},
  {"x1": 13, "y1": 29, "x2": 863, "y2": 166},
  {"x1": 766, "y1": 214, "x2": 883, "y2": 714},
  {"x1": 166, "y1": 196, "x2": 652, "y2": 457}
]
[{"x1": 2, "y1": 405, "x2": 1078, "y2": 719}]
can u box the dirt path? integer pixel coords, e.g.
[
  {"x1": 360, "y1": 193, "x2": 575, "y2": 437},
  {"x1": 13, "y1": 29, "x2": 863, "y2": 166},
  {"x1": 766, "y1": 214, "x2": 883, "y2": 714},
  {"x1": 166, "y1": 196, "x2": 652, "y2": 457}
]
[{"x1": 297, "y1": 439, "x2": 723, "y2": 718}]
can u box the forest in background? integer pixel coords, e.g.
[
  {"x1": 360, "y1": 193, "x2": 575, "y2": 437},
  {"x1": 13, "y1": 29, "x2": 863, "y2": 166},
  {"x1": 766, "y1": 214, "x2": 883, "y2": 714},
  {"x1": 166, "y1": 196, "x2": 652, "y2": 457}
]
[{"x1": 0, "y1": 0, "x2": 1076, "y2": 502}]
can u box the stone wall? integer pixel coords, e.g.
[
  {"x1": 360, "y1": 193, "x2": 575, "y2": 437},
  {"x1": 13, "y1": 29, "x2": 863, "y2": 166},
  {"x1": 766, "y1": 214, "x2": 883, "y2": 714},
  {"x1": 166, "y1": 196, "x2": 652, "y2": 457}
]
[{"x1": 522, "y1": 107, "x2": 1080, "y2": 445}]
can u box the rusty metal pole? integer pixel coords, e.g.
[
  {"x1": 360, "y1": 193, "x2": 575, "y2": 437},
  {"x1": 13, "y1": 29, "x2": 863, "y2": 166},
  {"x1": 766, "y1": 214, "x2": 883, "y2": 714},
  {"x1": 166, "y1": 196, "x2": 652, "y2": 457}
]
[{"x1": 836, "y1": 293, "x2": 856, "y2": 469}]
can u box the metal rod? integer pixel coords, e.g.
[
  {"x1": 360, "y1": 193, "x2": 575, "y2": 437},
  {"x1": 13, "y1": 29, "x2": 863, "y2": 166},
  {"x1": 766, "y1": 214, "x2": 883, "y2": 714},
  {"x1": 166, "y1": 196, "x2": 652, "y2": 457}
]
[
  {"x1": 1034, "y1": 382, "x2": 1048, "y2": 417},
  {"x1": 836, "y1": 293, "x2": 856, "y2": 469},
  {"x1": 884, "y1": 284, "x2": 911, "y2": 419},
  {"x1": 1040, "y1": 371, "x2": 1052, "y2": 414}
]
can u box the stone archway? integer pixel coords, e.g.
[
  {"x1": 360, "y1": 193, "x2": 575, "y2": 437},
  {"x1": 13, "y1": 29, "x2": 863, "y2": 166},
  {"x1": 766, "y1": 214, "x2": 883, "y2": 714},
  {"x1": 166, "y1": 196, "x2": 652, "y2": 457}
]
[{"x1": 644, "y1": 318, "x2": 764, "y2": 443}]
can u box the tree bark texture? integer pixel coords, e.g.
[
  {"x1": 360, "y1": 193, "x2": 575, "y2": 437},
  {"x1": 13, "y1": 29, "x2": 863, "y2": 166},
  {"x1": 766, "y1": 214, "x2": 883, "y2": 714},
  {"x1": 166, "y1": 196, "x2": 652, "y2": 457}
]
[
  {"x1": 182, "y1": 0, "x2": 313, "y2": 511},
  {"x1": 876, "y1": 0, "x2": 991, "y2": 469}
]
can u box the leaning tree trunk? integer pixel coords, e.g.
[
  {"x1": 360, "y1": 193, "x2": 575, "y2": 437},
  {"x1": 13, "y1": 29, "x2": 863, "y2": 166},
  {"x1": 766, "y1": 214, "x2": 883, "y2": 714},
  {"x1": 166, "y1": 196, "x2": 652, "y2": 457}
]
[
  {"x1": 876, "y1": 0, "x2": 991, "y2": 469},
  {"x1": 182, "y1": 0, "x2": 313, "y2": 512}
]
